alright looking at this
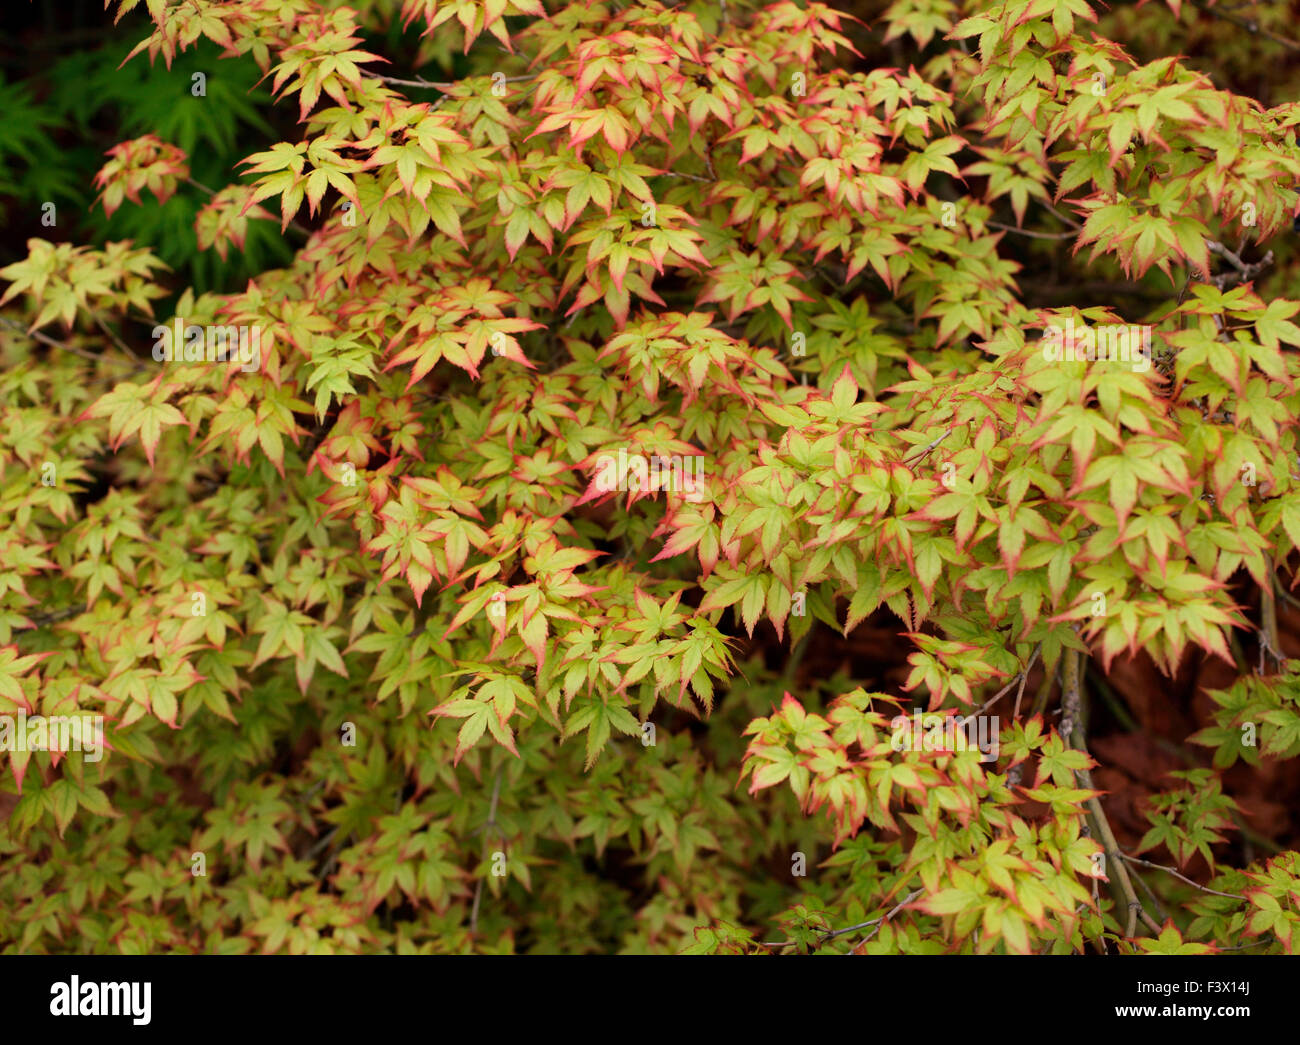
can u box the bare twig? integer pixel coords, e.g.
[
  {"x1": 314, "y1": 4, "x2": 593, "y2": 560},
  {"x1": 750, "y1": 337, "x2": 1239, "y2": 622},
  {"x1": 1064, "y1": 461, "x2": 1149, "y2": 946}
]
[
  {"x1": 854, "y1": 889, "x2": 923, "y2": 951},
  {"x1": 762, "y1": 888, "x2": 923, "y2": 952},
  {"x1": 986, "y1": 220, "x2": 1077, "y2": 241},
  {"x1": 469, "y1": 767, "x2": 504, "y2": 937},
  {"x1": 1259, "y1": 555, "x2": 1284, "y2": 671},
  {"x1": 1063, "y1": 648, "x2": 1162, "y2": 938},
  {"x1": 1217, "y1": 937, "x2": 1273, "y2": 951},
  {"x1": 1060, "y1": 639, "x2": 1082, "y2": 745},
  {"x1": 972, "y1": 644, "x2": 1041, "y2": 719},
  {"x1": 1206, "y1": 239, "x2": 1250, "y2": 275},
  {"x1": 90, "y1": 309, "x2": 140, "y2": 359},
  {"x1": 306, "y1": 826, "x2": 340, "y2": 861},
  {"x1": 781, "y1": 620, "x2": 815, "y2": 686},
  {"x1": 22, "y1": 606, "x2": 82, "y2": 629},
  {"x1": 314, "y1": 828, "x2": 346, "y2": 883},
  {"x1": 1040, "y1": 200, "x2": 1082, "y2": 231},
  {"x1": 1205, "y1": 240, "x2": 1274, "y2": 291},
  {"x1": 1276, "y1": 578, "x2": 1300, "y2": 615},
  {"x1": 1119, "y1": 852, "x2": 1245, "y2": 901},
  {"x1": 903, "y1": 426, "x2": 954, "y2": 465},
  {"x1": 0, "y1": 315, "x2": 143, "y2": 370},
  {"x1": 1012, "y1": 646, "x2": 1040, "y2": 719},
  {"x1": 1080, "y1": 773, "x2": 1162, "y2": 937},
  {"x1": 1126, "y1": 861, "x2": 1169, "y2": 922},
  {"x1": 1187, "y1": 0, "x2": 1300, "y2": 53},
  {"x1": 658, "y1": 169, "x2": 712, "y2": 183}
]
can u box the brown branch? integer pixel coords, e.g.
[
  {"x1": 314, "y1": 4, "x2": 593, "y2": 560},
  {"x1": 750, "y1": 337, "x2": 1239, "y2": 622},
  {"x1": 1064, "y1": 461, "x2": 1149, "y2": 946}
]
[
  {"x1": 762, "y1": 888, "x2": 923, "y2": 952},
  {"x1": 1187, "y1": 0, "x2": 1300, "y2": 53},
  {"x1": 1206, "y1": 240, "x2": 1274, "y2": 291},
  {"x1": 1012, "y1": 646, "x2": 1039, "y2": 720},
  {"x1": 0, "y1": 315, "x2": 144, "y2": 370},
  {"x1": 23, "y1": 606, "x2": 82, "y2": 629},
  {"x1": 90, "y1": 309, "x2": 143, "y2": 360},
  {"x1": 1118, "y1": 852, "x2": 1245, "y2": 901},
  {"x1": 986, "y1": 220, "x2": 1077, "y2": 241},
  {"x1": 1206, "y1": 239, "x2": 1251, "y2": 274},
  {"x1": 1063, "y1": 648, "x2": 1162, "y2": 939},
  {"x1": 1040, "y1": 200, "x2": 1082, "y2": 231},
  {"x1": 1060, "y1": 639, "x2": 1082, "y2": 745},
  {"x1": 468, "y1": 767, "x2": 504, "y2": 938},
  {"x1": 1126, "y1": 862, "x2": 1169, "y2": 922},
  {"x1": 854, "y1": 889, "x2": 923, "y2": 951},
  {"x1": 903, "y1": 426, "x2": 954, "y2": 465},
  {"x1": 1259, "y1": 554, "x2": 1283, "y2": 671},
  {"x1": 971, "y1": 643, "x2": 1041, "y2": 719},
  {"x1": 305, "y1": 826, "x2": 339, "y2": 861},
  {"x1": 1275, "y1": 578, "x2": 1300, "y2": 616}
]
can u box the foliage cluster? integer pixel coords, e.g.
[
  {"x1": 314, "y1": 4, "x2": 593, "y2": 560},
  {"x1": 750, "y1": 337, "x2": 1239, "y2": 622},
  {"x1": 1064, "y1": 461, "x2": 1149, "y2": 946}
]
[{"x1": 3, "y1": 0, "x2": 1300, "y2": 954}]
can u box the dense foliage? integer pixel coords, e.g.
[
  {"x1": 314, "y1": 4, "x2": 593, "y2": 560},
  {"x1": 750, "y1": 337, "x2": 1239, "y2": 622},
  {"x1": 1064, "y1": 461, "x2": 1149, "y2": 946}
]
[{"x1": 3, "y1": 0, "x2": 1300, "y2": 954}]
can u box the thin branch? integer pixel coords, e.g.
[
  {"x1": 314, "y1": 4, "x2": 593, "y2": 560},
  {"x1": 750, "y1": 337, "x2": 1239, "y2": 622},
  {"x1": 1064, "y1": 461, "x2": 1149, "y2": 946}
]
[
  {"x1": 971, "y1": 674, "x2": 1021, "y2": 718},
  {"x1": 1064, "y1": 648, "x2": 1162, "y2": 938},
  {"x1": 781, "y1": 619, "x2": 815, "y2": 687},
  {"x1": 1217, "y1": 937, "x2": 1273, "y2": 951},
  {"x1": 1206, "y1": 239, "x2": 1251, "y2": 275},
  {"x1": 90, "y1": 309, "x2": 140, "y2": 359},
  {"x1": 1126, "y1": 861, "x2": 1169, "y2": 923},
  {"x1": 0, "y1": 315, "x2": 144, "y2": 370},
  {"x1": 1276, "y1": 577, "x2": 1300, "y2": 615},
  {"x1": 972, "y1": 643, "x2": 1041, "y2": 719},
  {"x1": 314, "y1": 828, "x2": 346, "y2": 883},
  {"x1": 986, "y1": 220, "x2": 1077, "y2": 241},
  {"x1": 762, "y1": 888, "x2": 922, "y2": 952},
  {"x1": 1206, "y1": 239, "x2": 1274, "y2": 291},
  {"x1": 469, "y1": 767, "x2": 504, "y2": 937},
  {"x1": 370, "y1": 72, "x2": 535, "y2": 91},
  {"x1": 1119, "y1": 852, "x2": 1245, "y2": 901},
  {"x1": 1059, "y1": 639, "x2": 1082, "y2": 745},
  {"x1": 1187, "y1": 0, "x2": 1300, "y2": 53},
  {"x1": 1012, "y1": 646, "x2": 1039, "y2": 720},
  {"x1": 1029, "y1": 665, "x2": 1057, "y2": 719},
  {"x1": 1040, "y1": 200, "x2": 1082, "y2": 231},
  {"x1": 903, "y1": 426, "x2": 954, "y2": 465},
  {"x1": 854, "y1": 889, "x2": 923, "y2": 951},
  {"x1": 1258, "y1": 554, "x2": 1284, "y2": 671},
  {"x1": 305, "y1": 826, "x2": 339, "y2": 861},
  {"x1": 23, "y1": 606, "x2": 82, "y2": 629}
]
